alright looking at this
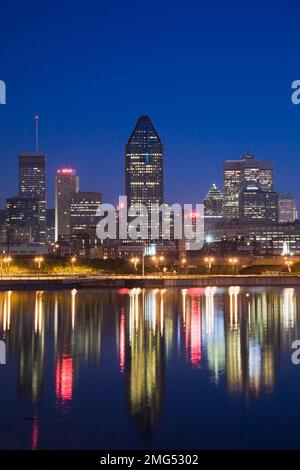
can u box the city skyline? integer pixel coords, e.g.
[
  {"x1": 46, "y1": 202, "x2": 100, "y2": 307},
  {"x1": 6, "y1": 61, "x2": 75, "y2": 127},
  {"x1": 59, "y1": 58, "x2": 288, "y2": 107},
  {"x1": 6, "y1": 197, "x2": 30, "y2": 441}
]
[
  {"x1": 0, "y1": 1, "x2": 300, "y2": 208},
  {"x1": 0, "y1": 115, "x2": 298, "y2": 212}
]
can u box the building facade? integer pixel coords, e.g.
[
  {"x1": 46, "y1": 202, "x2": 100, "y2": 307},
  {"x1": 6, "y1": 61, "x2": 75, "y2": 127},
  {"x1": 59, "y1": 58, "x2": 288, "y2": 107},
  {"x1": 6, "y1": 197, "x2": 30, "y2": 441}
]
[
  {"x1": 278, "y1": 193, "x2": 298, "y2": 223},
  {"x1": 6, "y1": 196, "x2": 40, "y2": 243},
  {"x1": 18, "y1": 153, "x2": 46, "y2": 243},
  {"x1": 55, "y1": 168, "x2": 79, "y2": 241},
  {"x1": 70, "y1": 191, "x2": 101, "y2": 235},
  {"x1": 223, "y1": 153, "x2": 274, "y2": 222},
  {"x1": 125, "y1": 115, "x2": 163, "y2": 239},
  {"x1": 239, "y1": 190, "x2": 278, "y2": 224},
  {"x1": 204, "y1": 184, "x2": 223, "y2": 216}
]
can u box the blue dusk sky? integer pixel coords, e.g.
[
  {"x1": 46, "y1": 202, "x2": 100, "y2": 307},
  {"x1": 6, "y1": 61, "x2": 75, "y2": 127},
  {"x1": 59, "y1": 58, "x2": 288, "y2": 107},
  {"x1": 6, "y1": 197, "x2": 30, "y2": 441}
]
[{"x1": 0, "y1": 0, "x2": 300, "y2": 208}]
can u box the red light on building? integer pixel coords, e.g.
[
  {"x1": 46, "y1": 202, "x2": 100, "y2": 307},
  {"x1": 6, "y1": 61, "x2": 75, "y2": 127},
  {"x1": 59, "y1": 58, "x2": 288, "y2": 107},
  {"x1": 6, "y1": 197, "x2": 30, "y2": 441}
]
[{"x1": 57, "y1": 168, "x2": 75, "y2": 175}]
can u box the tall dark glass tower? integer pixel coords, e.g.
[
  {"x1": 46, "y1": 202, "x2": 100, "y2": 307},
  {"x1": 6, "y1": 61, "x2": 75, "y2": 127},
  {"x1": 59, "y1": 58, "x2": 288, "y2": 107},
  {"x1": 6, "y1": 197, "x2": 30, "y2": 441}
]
[
  {"x1": 125, "y1": 116, "x2": 164, "y2": 241},
  {"x1": 19, "y1": 153, "x2": 46, "y2": 243},
  {"x1": 125, "y1": 116, "x2": 163, "y2": 209}
]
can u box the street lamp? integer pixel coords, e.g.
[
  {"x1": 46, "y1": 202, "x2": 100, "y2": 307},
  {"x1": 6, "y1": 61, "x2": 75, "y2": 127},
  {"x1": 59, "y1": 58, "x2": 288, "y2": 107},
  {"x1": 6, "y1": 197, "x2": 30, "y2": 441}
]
[
  {"x1": 34, "y1": 256, "x2": 44, "y2": 271},
  {"x1": 130, "y1": 257, "x2": 139, "y2": 273},
  {"x1": 71, "y1": 256, "x2": 77, "y2": 274},
  {"x1": 159, "y1": 255, "x2": 165, "y2": 273},
  {"x1": 180, "y1": 257, "x2": 187, "y2": 275},
  {"x1": 152, "y1": 255, "x2": 158, "y2": 272},
  {"x1": 204, "y1": 256, "x2": 214, "y2": 274},
  {"x1": 285, "y1": 259, "x2": 293, "y2": 273},
  {"x1": 3, "y1": 256, "x2": 12, "y2": 274},
  {"x1": 229, "y1": 257, "x2": 238, "y2": 274},
  {"x1": 152, "y1": 255, "x2": 164, "y2": 273}
]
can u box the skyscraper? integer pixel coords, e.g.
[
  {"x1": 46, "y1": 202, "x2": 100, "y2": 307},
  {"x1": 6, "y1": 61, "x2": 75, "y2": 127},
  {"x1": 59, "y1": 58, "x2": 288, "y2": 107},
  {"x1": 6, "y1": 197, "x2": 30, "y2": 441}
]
[
  {"x1": 6, "y1": 196, "x2": 40, "y2": 243},
  {"x1": 239, "y1": 190, "x2": 278, "y2": 224},
  {"x1": 55, "y1": 168, "x2": 79, "y2": 241},
  {"x1": 223, "y1": 153, "x2": 273, "y2": 221},
  {"x1": 125, "y1": 116, "x2": 163, "y2": 239},
  {"x1": 19, "y1": 153, "x2": 46, "y2": 243},
  {"x1": 70, "y1": 192, "x2": 101, "y2": 234},
  {"x1": 204, "y1": 184, "x2": 223, "y2": 217},
  {"x1": 278, "y1": 193, "x2": 298, "y2": 223},
  {"x1": 69, "y1": 191, "x2": 102, "y2": 256}
]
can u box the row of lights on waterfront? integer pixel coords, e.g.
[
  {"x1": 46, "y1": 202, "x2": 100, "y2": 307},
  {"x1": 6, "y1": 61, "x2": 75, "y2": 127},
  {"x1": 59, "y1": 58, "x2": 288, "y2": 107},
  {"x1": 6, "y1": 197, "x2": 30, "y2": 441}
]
[
  {"x1": 129, "y1": 255, "x2": 241, "y2": 274},
  {"x1": 130, "y1": 255, "x2": 166, "y2": 272},
  {"x1": 0, "y1": 253, "x2": 295, "y2": 275},
  {"x1": 0, "y1": 255, "x2": 78, "y2": 273},
  {"x1": 204, "y1": 257, "x2": 239, "y2": 274}
]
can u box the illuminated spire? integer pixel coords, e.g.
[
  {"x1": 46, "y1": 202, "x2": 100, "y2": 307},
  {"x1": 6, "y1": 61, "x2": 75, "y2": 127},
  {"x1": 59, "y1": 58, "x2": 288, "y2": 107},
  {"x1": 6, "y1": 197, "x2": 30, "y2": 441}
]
[{"x1": 34, "y1": 114, "x2": 39, "y2": 153}]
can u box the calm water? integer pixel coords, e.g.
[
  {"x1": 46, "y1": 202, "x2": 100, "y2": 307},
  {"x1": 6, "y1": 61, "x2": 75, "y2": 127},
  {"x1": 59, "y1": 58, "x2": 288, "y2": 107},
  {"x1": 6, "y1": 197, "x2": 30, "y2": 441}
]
[{"x1": 0, "y1": 286, "x2": 300, "y2": 450}]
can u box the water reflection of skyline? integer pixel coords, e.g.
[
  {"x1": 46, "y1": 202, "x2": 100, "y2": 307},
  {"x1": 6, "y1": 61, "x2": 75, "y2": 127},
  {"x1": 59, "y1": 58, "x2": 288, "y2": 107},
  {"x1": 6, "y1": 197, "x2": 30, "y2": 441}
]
[{"x1": 0, "y1": 286, "x2": 299, "y2": 447}]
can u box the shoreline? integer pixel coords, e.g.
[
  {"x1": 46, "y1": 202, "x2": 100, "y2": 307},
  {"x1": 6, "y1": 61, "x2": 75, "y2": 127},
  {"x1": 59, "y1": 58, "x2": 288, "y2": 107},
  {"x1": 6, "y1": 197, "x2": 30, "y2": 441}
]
[{"x1": 0, "y1": 274, "x2": 299, "y2": 290}]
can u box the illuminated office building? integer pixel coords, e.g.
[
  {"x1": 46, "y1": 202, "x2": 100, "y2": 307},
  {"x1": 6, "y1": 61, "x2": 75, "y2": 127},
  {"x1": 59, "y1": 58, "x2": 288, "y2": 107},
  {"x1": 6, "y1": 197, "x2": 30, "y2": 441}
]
[
  {"x1": 240, "y1": 190, "x2": 278, "y2": 224},
  {"x1": 55, "y1": 168, "x2": 79, "y2": 240},
  {"x1": 125, "y1": 115, "x2": 163, "y2": 239},
  {"x1": 278, "y1": 193, "x2": 298, "y2": 223},
  {"x1": 223, "y1": 153, "x2": 274, "y2": 222},
  {"x1": 204, "y1": 183, "x2": 223, "y2": 217},
  {"x1": 18, "y1": 153, "x2": 46, "y2": 243},
  {"x1": 70, "y1": 191, "x2": 101, "y2": 235},
  {"x1": 6, "y1": 196, "x2": 40, "y2": 243}
]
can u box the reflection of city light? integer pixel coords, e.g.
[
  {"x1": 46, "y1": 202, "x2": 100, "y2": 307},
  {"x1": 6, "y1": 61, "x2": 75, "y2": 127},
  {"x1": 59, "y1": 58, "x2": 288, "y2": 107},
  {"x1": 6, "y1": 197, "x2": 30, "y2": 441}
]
[
  {"x1": 129, "y1": 288, "x2": 141, "y2": 341},
  {"x1": 34, "y1": 291, "x2": 44, "y2": 334},
  {"x1": 229, "y1": 286, "x2": 240, "y2": 330},
  {"x1": 31, "y1": 417, "x2": 38, "y2": 451},
  {"x1": 128, "y1": 289, "x2": 163, "y2": 433},
  {"x1": 190, "y1": 298, "x2": 202, "y2": 367},
  {"x1": 119, "y1": 308, "x2": 125, "y2": 373},
  {"x1": 150, "y1": 290, "x2": 158, "y2": 330},
  {"x1": 282, "y1": 288, "x2": 295, "y2": 329},
  {"x1": 3, "y1": 291, "x2": 12, "y2": 332},
  {"x1": 160, "y1": 289, "x2": 165, "y2": 336},
  {"x1": 185, "y1": 294, "x2": 202, "y2": 368},
  {"x1": 118, "y1": 288, "x2": 129, "y2": 295},
  {"x1": 56, "y1": 352, "x2": 73, "y2": 407},
  {"x1": 4, "y1": 286, "x2": 297, "y2": 425},
  {"x1": 54, "y1": 294, "x2": 58, "y2": 352},
  {"x1": 181, "y1": 289, "x2": 187, "y2": 325},
  {"x1": 205, "y1": 286, "x2": 216, "y2": 336},
  {"x1": 188, "y1": 288, "x2": 205, "y2": 296},
  {"x1": 71, "y1": 289, "x2": 77, "y2": 330},
  {"x1": 248, "y1": 339, "x2": 261, "y2": 394}
]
